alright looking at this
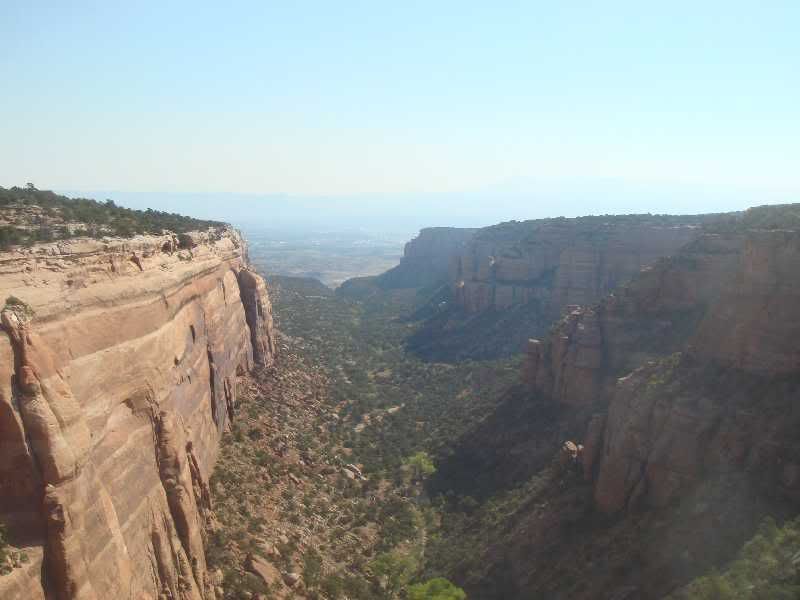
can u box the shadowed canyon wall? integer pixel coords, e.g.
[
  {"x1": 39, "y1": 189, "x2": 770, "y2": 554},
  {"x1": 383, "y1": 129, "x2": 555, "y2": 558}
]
[
  {"x1": 0, "y1": 228, "x2": 275, "y2": 599},
  {"x1": 409, "y1": 216, "x2": 707, "y2": 361},
  {"x1": 432, "y1": 220, "x2": 800, "y2": 599},
  {"x1": 377, "y1": 227, "x2": 477, "y2": 289},
  {"x1": 525, "y1": 228, "x2": 800, "y2": 514}
]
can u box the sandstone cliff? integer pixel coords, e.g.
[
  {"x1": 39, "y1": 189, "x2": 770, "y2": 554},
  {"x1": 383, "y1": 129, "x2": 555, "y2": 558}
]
[
  {"x1": 432, "y1": 212, "x2": 800, "y2": 599},
  {"x1": 0, "y1": 228, "x2": 276, "y2": 599},
  {"x1": 451, "y1": 215, "x2": 702, "y2": 316},
  {"x1": 526, "y1": 226, "x2": 800, "y2": 514},
  {"x1": 377, "y1": 227, "x2": 477, "y2": 289},
  {"x1": 409, "y1": 215, "x2": 705, "y2": 361},
  {"x1": 337, "y1": 226, "x2": 476, "y2": 301}
]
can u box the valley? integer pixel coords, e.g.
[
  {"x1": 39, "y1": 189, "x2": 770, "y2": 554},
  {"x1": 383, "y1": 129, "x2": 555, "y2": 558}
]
[
  {"x1": 5, "y1": 5, "x2": 797, "y2": 599},
  {"x1": 208, "y1": 205, "x2": 800, "y2": 599},
  {"x1": 206, "y1": 275, "x2": 518, "y2": 598},
  {"x1": 1, "y1": 187, "x2": 799, "y2": 600},
  {"x1": 243, "y1": 229, "x2": 405, "y2": 289}
]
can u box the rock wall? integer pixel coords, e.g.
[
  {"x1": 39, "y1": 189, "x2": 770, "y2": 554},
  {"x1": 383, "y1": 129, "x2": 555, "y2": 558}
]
[
  {"x1": 451, "y1": 218, "x2": 700, "y2": 318},
  {"x1": 377, "y1": 227, "x2": 477, "y2": 289},
  {"x1": 524, "y1": 233, "x2": 742, "y2": 407},
  {"x1": 691, "y1": 230, "x2": 800, "y2": 373},
  {"x1": 0, "y1": 228, "x2": 276, "y2": 599},
  {"x1": 524, "y1": 229, "x2": 800, "y2": 514}
]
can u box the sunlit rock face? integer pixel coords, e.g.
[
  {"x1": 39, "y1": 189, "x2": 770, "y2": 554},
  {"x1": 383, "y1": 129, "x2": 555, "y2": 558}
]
[
  {"x1": 450, "y1": 218, "x2": 700, "y2": 317},
  {"x1": 0, "y1": 228, "x2": 275, "y2": 599}
]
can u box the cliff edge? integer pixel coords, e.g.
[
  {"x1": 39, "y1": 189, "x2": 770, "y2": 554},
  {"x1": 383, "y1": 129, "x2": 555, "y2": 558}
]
[
  {"x1": 0, "y1": 227, "x2": 276, "y2": 599},
  {"x1": 432, "y1": 205, "x2": 800, "y2": 599},
  {"x1": 526, "y1": 227, "x2": 800, "y2": 513},
  {"x1": 409, "y1": 214, "x2": 708, "y2": 361}
]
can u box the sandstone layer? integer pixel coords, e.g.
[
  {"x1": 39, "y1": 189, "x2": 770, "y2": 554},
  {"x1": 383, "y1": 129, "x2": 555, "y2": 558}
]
[
  {"x1": 408, "y1": 217, "x2": 704, "y2": 361},
  {"x1": 0, "y1": 228, "x2": 276, "y2": 599},
  {"x1": 434, "y1": 224, "x2": 800, "y2": 599},
  {"x1": 451, "y1": 217, "x2": 701, "y2": 317}
]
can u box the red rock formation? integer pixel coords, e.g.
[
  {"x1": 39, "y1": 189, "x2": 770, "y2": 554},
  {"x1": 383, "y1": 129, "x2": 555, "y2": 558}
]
[
  {"x1": 237, "y1": 268, "x2": 277, "y2": 367},
  {"x1": 378, "y1": 227, "x2": 477, "y2": 289},
  {"x1": 525, "y1": 229, "x2": 800, "y2": 514},
  {"x1": 524, "y1": 233, "x2": 742, "y2": 407},
  {"x1": 0, "y1": 228, "x2": 276, "y2": 599},
  {"x1": 692, "y1": 230, "x2": 800, "y2": 374},
  {"x1": 594, "y1": 232, "x2": 800, "y2": 513},
  {"x1": 451, "y1": 218, "x2": 701, "y2": 318}
]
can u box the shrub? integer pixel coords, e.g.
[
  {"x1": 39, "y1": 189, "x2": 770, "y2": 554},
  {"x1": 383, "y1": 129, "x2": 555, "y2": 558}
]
[
  {"x1": 370, "y1": 548, "x2": 419, "y2": 598},
  {"x1": 3, "y1": 295, "x2": 35, "y2": 317},
  {"x1": 0, "y1": 186, "x2": 224, "y2": 240},
  {"x1": 671, "y1": 516, "x2": 800, "y2": 600},
  {"x1": 0, "y1": 226, "x2": 27, "y2": 249},
  {"x1": 0, "y1": 522, "x2": 8, "y2": 563},
  {"x1": 408, "y1": 577, "x2": 467, "y2": 600},
  {"x1": 405, "y1": 451, "x2": 436, "y2": 481},
  {"x1": 303, "y1": 549, "x2": 323, "y2": 590}
]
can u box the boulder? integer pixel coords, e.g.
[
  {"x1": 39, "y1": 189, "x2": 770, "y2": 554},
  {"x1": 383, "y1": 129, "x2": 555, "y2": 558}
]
[
  {"x1": 282, "y1": 572, "x2": 301, "y2": 587},
  {"x1": 245, "y1": 554, "x2": 281, "y2": 587}
]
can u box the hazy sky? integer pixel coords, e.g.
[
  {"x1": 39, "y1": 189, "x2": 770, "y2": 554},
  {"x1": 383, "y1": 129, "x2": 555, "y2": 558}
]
[{"x1": 2, "y1": 1, "x2": 798, "y2": 214}]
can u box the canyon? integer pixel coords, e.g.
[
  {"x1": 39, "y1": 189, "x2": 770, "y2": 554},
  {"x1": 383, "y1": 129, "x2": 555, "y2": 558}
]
[
  {"x1": 378, "y1": 227, "x2": 477, "y2": 289},
  {"x1": 525, "y1": 226, "x2": 800, "y2": 513},
  {"x1": 336, "y1": 227, "x2": 477, "y2": 298},
  {"x1": 2, "y1": 191, "x2": 800, "y2": 600},
  {"x1": 408, "y1": 215, "x2": 709, "y2": 361},
  {"x1": 431, "y1": 212, "x2": 800, "y2": 598},
  {"x1": 450, "y1": 215, "x2": 703, "y2": 316},
  {"x1": 0, "y1": 227, "x2": 276, "y2": 599}
]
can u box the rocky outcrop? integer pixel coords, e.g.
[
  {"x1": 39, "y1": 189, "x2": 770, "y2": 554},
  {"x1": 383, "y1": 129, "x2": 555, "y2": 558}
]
[
  {"x1": 0, "y1": 228, "x2": 275, "y2": 599},
  {"x1": 407, "y1": 216, "x2": 705, "y2": 362},
  {"x1": 451, "y1": 216, "x2": 702, "y2": 317},
  {"x1": 691, "y1": 230, "x2": 800, "y2": 373},
  {"x1": 377, "y1": 227, "x2": 476, "y2": 289},
  {"x1": 237, "y1": 269, "x2": 277, "y2": 367},
  {"x1": 524, "y1": 228, "x2": 800, "y2": 514},
  {"x1": 433, "y1": 220, "x2": 800, "y2": 599},
  {"x1": 524, "y1": 233, "x2": 742, "y2": 407}
]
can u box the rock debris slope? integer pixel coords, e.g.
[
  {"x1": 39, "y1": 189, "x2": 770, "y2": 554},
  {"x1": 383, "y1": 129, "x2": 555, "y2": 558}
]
[{"x1": 0, "y1": 228, "x2": 276, "y2": 599}]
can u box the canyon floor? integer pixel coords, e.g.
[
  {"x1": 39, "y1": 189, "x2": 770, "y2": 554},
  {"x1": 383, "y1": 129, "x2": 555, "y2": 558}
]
[
  {"x1": 4, "y1": 191, "x2": 799, "y2": 599},
  {"x1": 207, "y1": 270, "x2": 800, "y2": 600},
  {"x1": 206, "y1": 275, "x2": 519, "y2": 599}
]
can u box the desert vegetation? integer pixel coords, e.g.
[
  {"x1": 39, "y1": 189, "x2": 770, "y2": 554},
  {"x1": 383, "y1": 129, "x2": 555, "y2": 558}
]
[
  {"x1": 670, "y1": 516, "x2": 800, "y2": 599},
  {"x1": 205, "y1": 274, "x2": 516, "y2": 598},
  {"x1": 0, "y1": 185, "x2": 223, "y2": 249},
  {"x1": 705, "y1": 203, "x2": 800, "y2": 232},
  {"x1": 213, "y1": 203, "x2": 800, "y2": 600},
  {"x1": 0, "y1": 523, "x2": 30, "y2": 576}
]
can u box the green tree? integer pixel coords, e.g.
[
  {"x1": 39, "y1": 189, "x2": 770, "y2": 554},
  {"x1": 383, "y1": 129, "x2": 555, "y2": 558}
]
[
  {"x1": 408, "y1": 578, "x2": 467, "y2": 600},
  {"x1": 406, "y1": 451, "x2": 436, "y2": 482},
  {"x1": 0, "y1": 522, "x2": 9, "y2": 572},
  {"x1": 303, "y1": 549, "x2": 323, "y2": 590},
  {"x1": 370, "y1": 549, "x2": 419, "y2": 598},
  {"x1": 670, "y1": 516, "x2": 800, "y2": 600}
]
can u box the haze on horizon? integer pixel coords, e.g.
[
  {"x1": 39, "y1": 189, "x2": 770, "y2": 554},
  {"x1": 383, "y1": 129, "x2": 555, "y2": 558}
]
[{"x1": 2, "y1": 1, "x2": 798, "y2": 231}]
